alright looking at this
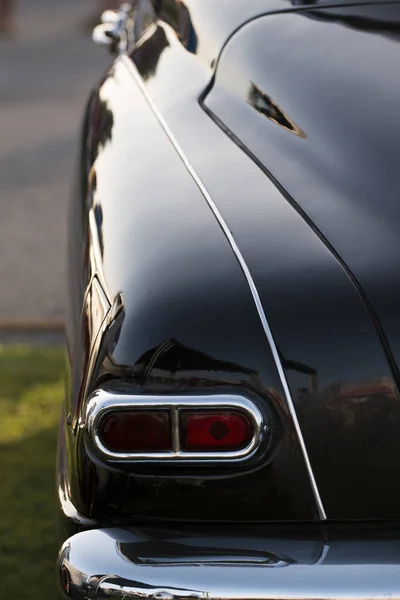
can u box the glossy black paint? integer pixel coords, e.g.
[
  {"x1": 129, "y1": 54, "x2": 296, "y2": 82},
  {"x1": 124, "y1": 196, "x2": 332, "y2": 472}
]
[
  {"x1": 128, "y1": 1, "x2": 400, "y2": 518},
  {"x1": 203, "y1": 1, "x2": 400, "y2": 518},
  {"x1": 150, "y1": 0, "x2": 391, "y2": 65},
  {"x1": 61, "y1": 0, "x2": 400, "y2": 535},
  {"x1": 62, "y1": 59, "x2": 319, "y2": 526}
]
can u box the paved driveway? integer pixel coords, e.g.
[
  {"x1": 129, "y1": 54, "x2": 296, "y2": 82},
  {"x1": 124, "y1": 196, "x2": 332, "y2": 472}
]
[{"x1": 0, "y1": 0, "x2": 109, "y2": 324}]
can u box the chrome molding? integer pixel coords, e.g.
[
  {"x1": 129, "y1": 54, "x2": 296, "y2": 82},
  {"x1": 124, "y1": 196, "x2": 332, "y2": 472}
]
[
  {"x1": 315, "y1": 542, "x2": 330, "y2": 565},
  {"x1": 83, "y1": 389, "x2": 266, "y2": 463},
  {"x1": 120, "y1": 55, "x2": 326, "y2": 519},
  {"x1": 58, "y1": 528, "x2": 400, "y2": 600}
]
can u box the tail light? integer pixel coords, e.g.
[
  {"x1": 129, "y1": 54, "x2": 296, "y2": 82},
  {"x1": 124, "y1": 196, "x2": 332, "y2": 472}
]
[
  {"x1": 86, "y1": 391, "x2": 265, "y2": 463},
  {"x1": 180, "y1": 411, "x2": 252, "y2": 451},
  {"x1": 61, "y1": 566, "x2": 70, "y2": 595},
  {"x1": 100, "y1": 411, "x2": 171, "y2": 452}
]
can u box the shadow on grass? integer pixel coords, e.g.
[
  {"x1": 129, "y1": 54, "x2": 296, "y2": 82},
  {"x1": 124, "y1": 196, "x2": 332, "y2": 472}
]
[
  {"x1": 0, "y1": 428, "x2": 63, "y2": 599},
  {"x1": 0, "y1": 345, "x2": 65, "y2": 599}
]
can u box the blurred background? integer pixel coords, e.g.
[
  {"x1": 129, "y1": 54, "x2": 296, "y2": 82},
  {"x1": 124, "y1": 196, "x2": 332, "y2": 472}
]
[{"x1": 0, "y1": 0, "x2": 113, "y2": 596}]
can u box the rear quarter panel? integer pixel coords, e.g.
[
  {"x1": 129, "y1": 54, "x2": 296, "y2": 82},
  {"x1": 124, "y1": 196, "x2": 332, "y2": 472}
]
[{"x1": 61, "y1": 55, "x2": 320, "y2": 528}]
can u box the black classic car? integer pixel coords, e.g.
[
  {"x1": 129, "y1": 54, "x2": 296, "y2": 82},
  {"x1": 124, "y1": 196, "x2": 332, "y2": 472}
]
[{"x1": 57, "y1": 0, "x2": 400, "y2": 597}]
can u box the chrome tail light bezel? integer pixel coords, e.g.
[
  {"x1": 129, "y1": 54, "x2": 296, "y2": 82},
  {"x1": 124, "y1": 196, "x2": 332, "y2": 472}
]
[{"x1": 82, "y1": 389, "x2": 267, "y2": 464}]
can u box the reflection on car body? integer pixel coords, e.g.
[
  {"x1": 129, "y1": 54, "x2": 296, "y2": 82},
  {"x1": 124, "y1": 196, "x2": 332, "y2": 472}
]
[{"x1": 58, "y1": 0, "x2": 400, "y2": 598}]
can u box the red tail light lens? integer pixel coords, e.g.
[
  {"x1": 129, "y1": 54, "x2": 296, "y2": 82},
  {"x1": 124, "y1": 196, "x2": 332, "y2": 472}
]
[
  {"x1": 180, "y1": 411, "x2": 253, "y2": 452},
  {"x1": 100, "y1": 410, "x2": 172, "y2": 452},
  {"x1": 61, "y1": 566, "x2": 70, "y2": 595}
]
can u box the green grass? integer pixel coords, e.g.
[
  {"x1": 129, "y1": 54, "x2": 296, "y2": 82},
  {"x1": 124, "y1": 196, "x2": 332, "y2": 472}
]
[{"x1": 0, "y1": 346, "x2": 65, "y2": 599}]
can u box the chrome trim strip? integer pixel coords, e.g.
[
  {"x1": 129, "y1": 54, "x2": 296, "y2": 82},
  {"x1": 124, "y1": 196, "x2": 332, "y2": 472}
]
[
  {"x1": 84, "y1": 389, "x2": 265, "y2": 463},
  {"x1": 120, "y1": 55, "x2": 326, "y2": 520},
  {"x1": 171, "y1": 406, "x2": 180, "y2": 454},
  {"x1": 58, "y1": 528, "x2": 400, "y2": 600},
  {"x1": 315, "y1": 542, "x2": 330, "y2": 565}
]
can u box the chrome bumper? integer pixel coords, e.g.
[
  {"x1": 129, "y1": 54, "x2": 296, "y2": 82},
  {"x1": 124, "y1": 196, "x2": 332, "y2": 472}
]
[{"x1": 58, "y1": 527, "x2": 400, "y2": 600}]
